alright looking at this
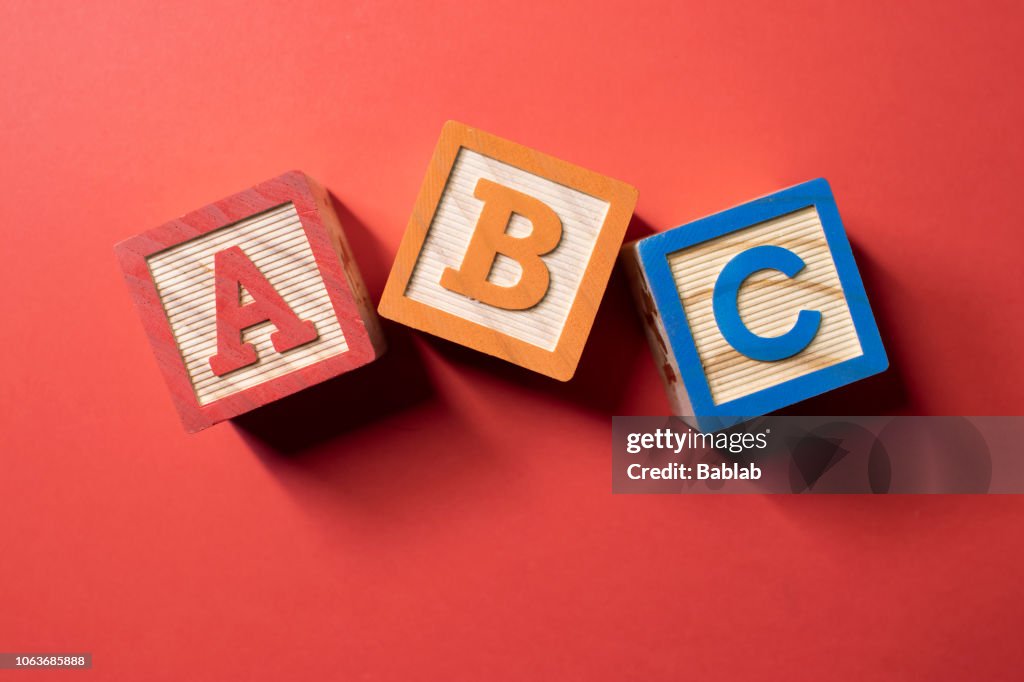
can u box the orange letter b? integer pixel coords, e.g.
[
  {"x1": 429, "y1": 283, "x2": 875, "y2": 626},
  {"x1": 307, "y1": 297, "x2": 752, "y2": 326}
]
[{"x1": 440, "y1": 178, "x2": 562, "y2": 310}]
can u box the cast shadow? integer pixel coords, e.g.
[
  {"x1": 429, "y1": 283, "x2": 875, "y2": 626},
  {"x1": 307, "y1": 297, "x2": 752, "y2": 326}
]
[
  {"x1": 233, "y1": 196, "x2": 436, "y2": 456},
  {"x1": 763, "y1": 236, "x2": 962, "y2": 524},
  {"x1": 233, "y1": 324, "x2": 434, "y2": 455},
  {"x1": 422, "y1": 214, "x2": 658, "y2": 415}
]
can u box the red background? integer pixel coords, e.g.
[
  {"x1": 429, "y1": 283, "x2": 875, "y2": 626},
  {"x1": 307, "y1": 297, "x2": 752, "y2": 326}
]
[{"x1": 2, "y1": 1, "x2": 1022, "y2": 680}]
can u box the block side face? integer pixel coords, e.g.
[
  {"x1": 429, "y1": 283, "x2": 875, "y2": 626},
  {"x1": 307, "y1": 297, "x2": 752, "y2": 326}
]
[
  {"x1": 635, "y1": 235, "x2": 720, "y2": 422},
  {"x1": 623, "y1": 246, "x2": 694, "y2": 417},
  {"x1": 404, "y1": 147, "x2": 611, "y2": 352},
  {"x1": 302, "y1": 175, "x2": 387, "y2": 358},
  {"x1": 336, "y1": 229, "x2": 388, "y2": 357},
  {"x1": 146, "y1": 202, "x2": 350, "y2": 407},
  {"x1": 668, "y1": 205, "x2": 863, "y2": 405}
]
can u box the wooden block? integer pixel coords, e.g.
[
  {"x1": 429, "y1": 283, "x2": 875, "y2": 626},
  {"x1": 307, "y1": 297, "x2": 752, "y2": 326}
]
[
  {"x1": 115, "y1": 171, "x2": 386, "y2": 432},
  {"x1": 378, "y1": 121, "x2": 637, "y2": 380},
  {"x1": 624, "y1": 178, "x2": 887, "y2": 431}
]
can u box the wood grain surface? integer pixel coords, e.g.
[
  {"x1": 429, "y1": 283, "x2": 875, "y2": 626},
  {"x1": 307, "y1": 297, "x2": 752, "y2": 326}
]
[
  {"x1": 115, "y1": 171, "x2": 385, "y2": 431},
  {"x1": 668, "y1": 206, "x2": 862, "y2": 404},
  {"x1": 378, "y1": 121, "x2": 637, "y2": 380}
]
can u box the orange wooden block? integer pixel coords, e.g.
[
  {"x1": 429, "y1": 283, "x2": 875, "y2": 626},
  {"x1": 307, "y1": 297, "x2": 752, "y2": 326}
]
[{"x1": 378, "y1": 121, "x2": 638, "y2": 380}]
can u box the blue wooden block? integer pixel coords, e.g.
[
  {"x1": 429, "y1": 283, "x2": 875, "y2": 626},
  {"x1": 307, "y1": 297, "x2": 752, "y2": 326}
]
[{"x1": 624, "y1": 178, "x2": 888, "y2": 432}]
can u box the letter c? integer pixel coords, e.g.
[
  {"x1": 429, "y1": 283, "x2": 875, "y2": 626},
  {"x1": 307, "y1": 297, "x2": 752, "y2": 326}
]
[{"x1": 712, "y1": 245, "x2": 821, "y2": 362}]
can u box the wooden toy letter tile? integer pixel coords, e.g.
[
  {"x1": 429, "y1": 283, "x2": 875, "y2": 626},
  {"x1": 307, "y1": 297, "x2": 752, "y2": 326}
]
[
  {"x1": 115, "y1": 171, "x2": 385, "y2": 432},
  {"x1": 624, "y1": 179, "x2": 887, "y2": 432},
  {"x1": 378, "y1": 121, "x2": 637, "y2": 380}
]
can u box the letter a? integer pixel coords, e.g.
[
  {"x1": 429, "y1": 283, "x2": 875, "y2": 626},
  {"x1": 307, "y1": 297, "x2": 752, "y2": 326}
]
[
  {"x1": 208, "y1": 245, "x2": 319, "y2": 376},
  {"x1": 440, "y1": 178, "x2": 562, "y2": 310}
]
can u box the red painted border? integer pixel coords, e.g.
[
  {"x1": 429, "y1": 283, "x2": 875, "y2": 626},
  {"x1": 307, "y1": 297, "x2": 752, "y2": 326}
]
[{"x1": 114, "y1": 171, "x2": 382, "y2": 432}]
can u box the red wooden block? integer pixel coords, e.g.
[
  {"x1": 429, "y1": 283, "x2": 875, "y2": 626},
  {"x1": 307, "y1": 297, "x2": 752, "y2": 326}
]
[{"x1": 115, "y1": 171, "x2": 386, "y2": 432}]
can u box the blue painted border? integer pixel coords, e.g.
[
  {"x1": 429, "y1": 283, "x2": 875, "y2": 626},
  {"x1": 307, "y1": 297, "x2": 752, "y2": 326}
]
[{"x1": 637, "y1": 178, "x2": 888, "y2": 432}]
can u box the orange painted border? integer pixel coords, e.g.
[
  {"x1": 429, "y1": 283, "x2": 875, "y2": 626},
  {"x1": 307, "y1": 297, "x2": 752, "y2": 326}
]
[{"x1": 378, "y1": 121, "x2": 638, "y2": 381}]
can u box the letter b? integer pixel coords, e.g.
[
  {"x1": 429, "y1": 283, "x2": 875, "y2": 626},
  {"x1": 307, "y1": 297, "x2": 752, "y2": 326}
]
[
  {"x1": 440, "y1": 178, "x2": 562, "y2": 310},
  {"x1": 377, "y1": 121, "x2": 638, "y2": 380}
]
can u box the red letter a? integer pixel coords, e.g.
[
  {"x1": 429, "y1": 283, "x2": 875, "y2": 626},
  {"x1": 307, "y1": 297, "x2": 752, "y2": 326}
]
[{"x1": 208, "y1": 246, "x2": 319, "y2": 377}]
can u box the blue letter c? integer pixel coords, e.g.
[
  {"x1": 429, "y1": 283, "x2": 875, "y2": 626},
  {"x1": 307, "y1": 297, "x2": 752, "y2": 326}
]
[{"x1": 712, "y1": 245, "x2": 822, "y2": 362}]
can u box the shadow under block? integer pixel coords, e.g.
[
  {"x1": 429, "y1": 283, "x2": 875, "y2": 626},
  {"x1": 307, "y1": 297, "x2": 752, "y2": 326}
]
[
  {"x1": 378, "y1": 121, "x2": 638, "y2": 381},
  {"x1": 624, "y1": 178, "x2": 888, "y2": 432},
  {"x1": 115, "y1": 171, "x2": 386, "y2": 432}
]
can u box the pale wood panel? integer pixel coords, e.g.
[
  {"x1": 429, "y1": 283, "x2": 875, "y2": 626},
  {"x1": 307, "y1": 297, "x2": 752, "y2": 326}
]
[
  {"x1": 147, "y1": 203, "x2": 349, "y2": 406},
  {"x1": 668, "y1": 207, "x2": 863, "y2": 405},
  {"x1": 404, "y1": 148, "x2": 611, "y2": 351}
]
